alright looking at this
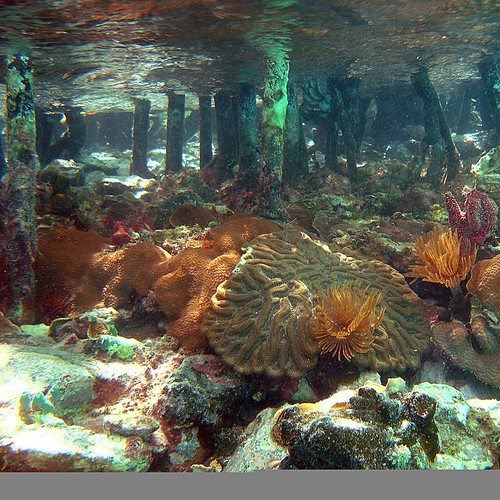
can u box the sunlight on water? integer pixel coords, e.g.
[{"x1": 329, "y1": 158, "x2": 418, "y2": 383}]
[{"x1": 0, "y1": 0, "x2": 498, "y2": 110}]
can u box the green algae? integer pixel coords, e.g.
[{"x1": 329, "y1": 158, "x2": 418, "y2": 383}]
[{"x1": 98, "y1": 334, "x2": 142, "y2": 360}]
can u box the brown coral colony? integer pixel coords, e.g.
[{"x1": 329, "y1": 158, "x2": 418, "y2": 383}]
[
  {"x1": 31, "y1": 212, "x2": 439, "y2": 381},
  {"x1": 33, "y1": 215, "x2": 281, "y2": 349}
]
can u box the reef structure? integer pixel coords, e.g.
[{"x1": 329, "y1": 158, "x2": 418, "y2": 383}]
[
  {"x1": 33, "y1": 215, "x2": 282, "y2": 350},
  {"x1": 432, "y1": 253, "x2": 500, "y2": 388},
  {"x1": 271, "y1": 379, "x2": 498, "y2": 470},
  {"x1": 202, "y1": 230, "x2": 431, "y2": 378}
]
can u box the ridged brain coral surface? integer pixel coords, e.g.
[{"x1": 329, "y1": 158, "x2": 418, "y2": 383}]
[{"x1": 202, "y1": 230, "x2": 431, "y2": 378}]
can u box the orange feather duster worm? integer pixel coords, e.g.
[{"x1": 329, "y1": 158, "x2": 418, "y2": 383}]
[
  {"x1": 311, "y1": 283, "x2": 385, "y2": 361},
  {"x1": 406, "y1": 227, "x2": 477, "y2": 289}
]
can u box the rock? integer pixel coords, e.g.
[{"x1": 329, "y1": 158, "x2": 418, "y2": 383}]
[
  {"x1": 272, "y1": 384, "x2": 430, "y2": 469},
  {"x1": 95, "y1": 175, "x2": 158, "y2": 196},
  {"x1": 412, "y1": 383, "x2": 470, "y2": 426},
  {"x1": 385, "y1": 377, "x2": 408, "y2": 396},
  {"x1": 20, "y1": 324, "x2": 50, "y2": 337},
  {"x1": 0, "y1": 341, "x2": 153, "y2": 471},
  {"x1": 0, "y1": 424, "x2": 152, "y2": 471},
  {"x1": 0, "y1": 331, "x2": 190, "y2": 471},
  {"x1": 38, "y1": 159, "x2": 84, "y2": 193},
  {"x1": 224, "y1": 408, "x2": 287, "y2": 472},
  {"x1": 471, "y1": 146, "x2": 500, "y2": 176},
  {"x1": 313, "y1": 216, "x2": 434, "y2": 272},
  {"x1": 149, "y1": 190, "x2": 208, "y2": 229},
  {"x1": 415, "y1": 357, "x2": 500, "y2": 401},
  {"x1": 103, "y1": 413, "x2": 160, "y2": 439},
  {"x1": 0, "y1": 344, "x2": 95, "y2": 419},
  {"x1": 271, "y1": 379, "x2": 498, "y2": 470},
  {"x1": 453, "y1": 133, "x2": 483, "y2": 160},
  {"x1": 0, "y1": 313, "x2": 20, "y2": 336},
  {"x1": 336, "y1": 371, "x2": 381, "y2": 392},
  {"x1": 412, "y1": 383, "x2": 496, "y2": 470},
  {"x1": 290, "y1": 377, "x2": 317, "y2": 403},
  {"x1": 48, "y1": 308, "x2": 122, "y2": 342},
  {"x1": 95, "y1": 335, "x2": 143, "y2": 360},
  {"x1": 468, "y1": 398, "x2": 500, "y2": 428},
  {"x1": 385, "y1": 142, "x2": 415, "y2": 160},
  {"x1": 162, "y1": 354, "x2": 255, "y2": 428},
  {"x1": 80, "y1": 151, "x2": 123, "y2": 176},
  {"x1": 81, "y1": 307, "x2": 121, "y2": 338},
  {"x1": 169, "y1": 428, "x2": 203, "y2": 466}
]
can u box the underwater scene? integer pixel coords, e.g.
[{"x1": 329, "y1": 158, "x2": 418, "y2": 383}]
[{"x1": 0, "y1": 0, "x2": 499, "y2": 472}]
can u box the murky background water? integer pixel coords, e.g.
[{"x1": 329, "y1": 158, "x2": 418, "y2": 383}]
[{"x1": 0, "y1": 0, "x2": 498, "y2": 110}]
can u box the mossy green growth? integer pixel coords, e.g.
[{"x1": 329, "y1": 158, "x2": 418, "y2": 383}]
[
  {"x1": 38, "y1": 413, "x2": 67, "y2": 428},
  {"x1": 291, "y1": 378, "x2": 316, "y2": 403},
  {"x1": 31, "y1": 391, "x2": 56, "y2": 414},
  {"x1": 18, "y1": 390, "x2": 57, "y2": 424},
  {"x1": 20, "y1": 324, "x2": 50, "y2": 337},
  {"x1": 98, "y1": 335, "x2": 142, "y2": 360},
  {"x1": 6, "y1": 54, "x2": 37, "y2": 166},
  {"x1": 262, "y1": 54, "x2": 289, "y2": 134},
  {"x1": 18, "y1": 391, "x2": 33, "y2": 424},
  {"x1": 258, "y1": 52, "x2": 290, "y2": 219}
]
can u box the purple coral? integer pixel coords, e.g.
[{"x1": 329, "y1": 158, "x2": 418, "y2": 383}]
[{"x1": 444, "y1": 189, "x2": 498, "y2": 252}]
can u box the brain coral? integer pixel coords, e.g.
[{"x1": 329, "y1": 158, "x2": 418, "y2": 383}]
[{"x1": 202, "y1": 230, "x2": 431, "y2": 378}]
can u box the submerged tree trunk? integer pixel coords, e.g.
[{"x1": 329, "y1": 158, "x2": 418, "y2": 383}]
[
  {"x1": 455, "y1": 82, "x2": 474, "y2": 135},
  {"x1": 340, "y1": 77, "x2": 363, "y2": 149},
  {"x1": 409, "y1": 66, "x2": 461, "y2": 188},
  {"x1": 38, "y1": 108, "x2": 87, "y2": 166},
  {"x1": 213, "y1": 90, "x2": 239, "y2": 181},
  {"x1": 328, "y1": 77, "x2": 359, "y2": 180},
  {"x1": 257, "y1": 55, "x2": 289, "y2": 220},
  {"x1": 478, "y1": 60, "x2": 500, "y2": 135},
  {"x1": 2, "y1": 54, "x2": 38, "y2": 323},
  {"x1": 35, "y1": 106, "x2": 54, "y2": 168},
  {"x1": 199, "y1": 95, "x2": 213, "y2": 169},
  {"x1": 237, "y1": 83, "x2": 259, "y2": 190},
  {"x1": 323, "y1": 114, "x2": 338, "y2": 173},
  {"x1": 0, "y1": 134, "x2": 7, "y2": 178},
  {"x1": 284, "y1": 80, "x2": 308, "y2": 186},
  {"x1": 165, "y1": 93, "x2": 185, "y2": 174},
  {"x1": 131, "y1": 98, "x2": 151, "y2": 178}
]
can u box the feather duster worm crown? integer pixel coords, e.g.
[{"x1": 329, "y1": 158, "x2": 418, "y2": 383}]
[
  {"x1": 406, "y1": 227, "x2": 477, "y2": 289},
  {"x1": 311, "y1": 283, "x2": 385, "y2": 361}
]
